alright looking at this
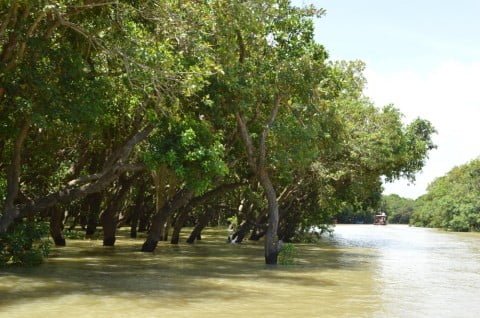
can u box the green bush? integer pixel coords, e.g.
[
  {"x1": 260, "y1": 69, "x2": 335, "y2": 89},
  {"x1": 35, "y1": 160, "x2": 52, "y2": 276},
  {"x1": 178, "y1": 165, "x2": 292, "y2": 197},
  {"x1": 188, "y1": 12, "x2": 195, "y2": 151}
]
[
  {"x1": 0, "y1": 221, "x2": 51, "y2": 266},
  {"x1": 278, "y1": 242, "x2": 297, "y2": 265}
]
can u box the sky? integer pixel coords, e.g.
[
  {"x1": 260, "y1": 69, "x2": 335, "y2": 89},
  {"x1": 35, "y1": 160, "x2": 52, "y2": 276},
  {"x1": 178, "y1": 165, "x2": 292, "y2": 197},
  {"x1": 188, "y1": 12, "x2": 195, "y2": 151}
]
[{"x1": 293, "y1": 0, "x2": 480, "y2": 198}]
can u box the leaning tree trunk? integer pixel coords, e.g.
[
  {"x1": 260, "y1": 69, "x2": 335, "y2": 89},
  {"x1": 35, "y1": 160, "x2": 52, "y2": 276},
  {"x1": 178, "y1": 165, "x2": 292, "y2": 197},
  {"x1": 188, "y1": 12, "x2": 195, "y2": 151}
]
[
  {"x1": 4, "y1": 125, "x2": 152, "y2": 232},
  {"x1": 186, "y1": 208, "x2": 215, "y2": 244},
  {"x1": 229, "y1": 220, "x2": 252, "y2": 244},
  {"x1": 170, "y1": 209, "x2": 190, "y2": 244},
  {"x1": 141, "y1": 189, "x2": 194, "y2": 252}
]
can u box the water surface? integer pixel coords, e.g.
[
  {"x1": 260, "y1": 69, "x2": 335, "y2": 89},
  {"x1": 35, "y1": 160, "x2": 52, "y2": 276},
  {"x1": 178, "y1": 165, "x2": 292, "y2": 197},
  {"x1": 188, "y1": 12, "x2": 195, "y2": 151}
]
[{"x1": 1, "y1": 225, "x2": 479, "y2": 317}]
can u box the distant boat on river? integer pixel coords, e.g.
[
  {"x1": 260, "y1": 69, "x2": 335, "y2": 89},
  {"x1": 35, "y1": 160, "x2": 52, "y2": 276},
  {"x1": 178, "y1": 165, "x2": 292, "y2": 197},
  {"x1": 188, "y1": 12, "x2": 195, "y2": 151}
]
[{"x1": 374, "y1": 212, "x2": 387, "y2": 225}]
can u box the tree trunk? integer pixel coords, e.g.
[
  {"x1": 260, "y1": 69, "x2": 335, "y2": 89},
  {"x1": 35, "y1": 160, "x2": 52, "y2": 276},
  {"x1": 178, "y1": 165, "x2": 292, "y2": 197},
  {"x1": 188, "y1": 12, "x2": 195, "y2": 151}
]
[
  {"x1": 85, "y1": 193, "x2": 102, "y2": 238},
  {"x1": 258, "y1": 169, "x2": 279, "y2": 265},
  {"x1": 13, "y1": 125, "x2": 152, "y2": 227},
  {"x1": 101, "y1": 174, "x2": 136, "y2": 246},
  {"x1": 235, "y1": 110, "x2": 281, "y2": 264},
  {"x1": 141, "y1": 189, "x2": 194, "y2": 252},
  {"x1": 0, "y1": 119, "x2": 30, "y2": 233},
  {"x1": 49, "y1": 206, "x2": 66, "y2": 246},
  {"x1": 137, "y1": 207, "x2": 149, "y2": 232},
  {"x1": 186, "y1": 209, "x2": 215, "y2": 244},
  {"x1": 170, "y1": 209, "x2": 190, "y2": 244},
  {"x1": 162, "y1": 216, "x2": 172, "y2": 241},
  {"x1": 229, "y1": 220, "x2": 251, "y2": 244},
  {"x1": 130, "y1": 183, "x2": 146, "y2": 238},
  {"x1": 101, "y1": 213, "x2": 117, "y2": 246},
  {"x1": 249, "y1": 214, "x2": 268, "y2": 241}
]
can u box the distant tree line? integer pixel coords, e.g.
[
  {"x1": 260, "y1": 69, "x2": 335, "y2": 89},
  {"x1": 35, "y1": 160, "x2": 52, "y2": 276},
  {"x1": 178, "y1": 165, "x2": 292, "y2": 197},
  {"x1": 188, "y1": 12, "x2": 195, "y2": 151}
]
[
  {"x1": 344, "y1": 159, "x2": 480, "y2": 231},
  {"x1": 411, "y1": 159, "x2": 480, "y2": 231}
]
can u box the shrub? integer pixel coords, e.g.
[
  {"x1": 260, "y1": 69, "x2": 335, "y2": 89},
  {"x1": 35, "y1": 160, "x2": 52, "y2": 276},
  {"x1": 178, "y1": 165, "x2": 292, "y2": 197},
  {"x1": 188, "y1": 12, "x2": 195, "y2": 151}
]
[
  {"x1": 0, "y1": 221, "x2": 51, "y2": 266},
  {"x1": 278, "y1": 242, "x2": 297, "y2": 265}
]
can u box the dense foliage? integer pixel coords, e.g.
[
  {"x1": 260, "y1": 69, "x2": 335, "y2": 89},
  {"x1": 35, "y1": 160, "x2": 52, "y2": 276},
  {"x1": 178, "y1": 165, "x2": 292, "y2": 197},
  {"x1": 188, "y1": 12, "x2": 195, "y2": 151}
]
[
  {"x1": 0, "y1": 1, "x2": 435, "y2": 265},
  {"x1": 381, "y1": 194, "x2": 416, "y2": 224},
  {"x1": 0, "y1": 221, "x2": 51, "y2": 266},
  {"x1": 411, "y1": 159, "x2": 480, "y2": 231}
]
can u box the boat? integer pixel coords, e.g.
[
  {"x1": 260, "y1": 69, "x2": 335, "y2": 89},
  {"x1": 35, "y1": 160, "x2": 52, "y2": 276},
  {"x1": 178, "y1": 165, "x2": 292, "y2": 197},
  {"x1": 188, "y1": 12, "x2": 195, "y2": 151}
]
[{"x1": 374, "y1": 212, "x2": 387, "y2": 225}]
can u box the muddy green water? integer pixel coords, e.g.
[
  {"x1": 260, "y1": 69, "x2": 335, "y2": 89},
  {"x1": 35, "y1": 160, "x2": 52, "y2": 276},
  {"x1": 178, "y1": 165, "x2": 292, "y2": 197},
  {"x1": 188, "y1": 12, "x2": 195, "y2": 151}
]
[{"x1": 1, "y1": 225, "x2": 479, "y2": 317}]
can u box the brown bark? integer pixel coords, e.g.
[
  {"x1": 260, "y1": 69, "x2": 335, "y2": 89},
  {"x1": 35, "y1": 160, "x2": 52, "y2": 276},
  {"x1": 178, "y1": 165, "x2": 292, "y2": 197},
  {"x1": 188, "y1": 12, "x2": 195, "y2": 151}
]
[
  {"x1": 170, "y1": 209, "x2": 190, "y2": 244},
  {"x1": 0, "y1": 119, "x2": 30, "y2": 233},
  {"x1": 179, "y1": 182, "x2": 245, "y2": 244},
  {"x1": 101, "y1": 173, "x2": 137, "y2": 246},
  {"x1": 141, "y1": 189, "x2": 194, "y2": 252},
  {"x1": 130, "y1": 182, "x2": 146, "y2": 238},
  {"x1": 235, "y1": 95, "x2": 282, "y2": 264},
  {"x1": 258, "y1": 168, "x2": 279, "y2": 264},
  {"x1": 186, "y1": 211, "x2": 213, "y2": 244},
  {"x1": 49, "y1": 206, "x2": 66, "y2": 246},
  {"x1": 13, "y1": 125, "x2": 152, "y2": 223},
  {"x1": 85, "y1": 193, "x2": 102, "y2": 238},
  {"x1": 229, "y1": 220, "x2": 251, "y2": 244}
]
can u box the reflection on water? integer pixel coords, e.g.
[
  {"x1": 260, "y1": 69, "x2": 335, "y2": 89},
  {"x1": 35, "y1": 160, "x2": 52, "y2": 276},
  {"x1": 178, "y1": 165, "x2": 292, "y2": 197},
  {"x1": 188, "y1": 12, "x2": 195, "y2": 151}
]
[{"x1": 0, "y1": 226, "x2": 479, "y2": 317}]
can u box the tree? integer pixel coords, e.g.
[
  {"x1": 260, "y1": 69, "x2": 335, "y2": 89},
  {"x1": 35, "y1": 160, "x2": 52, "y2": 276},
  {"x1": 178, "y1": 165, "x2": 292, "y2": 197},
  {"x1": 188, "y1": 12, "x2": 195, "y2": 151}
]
[{"x1": 411, "y1": 159, "x2": 480, "y2": 231}]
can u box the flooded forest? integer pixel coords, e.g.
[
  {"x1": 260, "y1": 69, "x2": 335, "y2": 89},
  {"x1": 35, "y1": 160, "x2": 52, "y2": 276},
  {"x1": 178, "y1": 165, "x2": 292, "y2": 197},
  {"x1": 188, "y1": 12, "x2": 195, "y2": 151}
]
[{"x1": 1, "y1": 1, "x2": 477, "y2": 318}]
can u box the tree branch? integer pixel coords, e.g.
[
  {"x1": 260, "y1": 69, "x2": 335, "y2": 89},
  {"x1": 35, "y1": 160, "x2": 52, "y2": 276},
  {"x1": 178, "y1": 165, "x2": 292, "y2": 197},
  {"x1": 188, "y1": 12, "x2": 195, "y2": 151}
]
[
  {"x1": 2, "y1": 125, "x2": 152, "y2": 228},
  {"x1": 235, "y1": 112, "x2": 257, "y2": 171},
  {"x1": 259, "y1": 95, "x2": 281, "y2": 168}
]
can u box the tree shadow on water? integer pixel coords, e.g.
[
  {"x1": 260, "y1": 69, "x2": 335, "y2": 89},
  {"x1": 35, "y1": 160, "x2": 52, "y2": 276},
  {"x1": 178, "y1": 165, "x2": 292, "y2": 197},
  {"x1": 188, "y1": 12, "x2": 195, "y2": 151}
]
[{"x1": 0, "y1": 229, "x2": 378, "y2": 309}]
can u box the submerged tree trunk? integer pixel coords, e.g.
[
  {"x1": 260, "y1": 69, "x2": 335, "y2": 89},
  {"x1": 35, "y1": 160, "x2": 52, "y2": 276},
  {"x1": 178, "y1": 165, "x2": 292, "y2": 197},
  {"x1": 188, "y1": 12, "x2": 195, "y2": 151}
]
[
  {"x1": 101, "y1": 174, "x2": 137, "y2": 246},
  {"x1": 229, "y1": 220, "x2": 251, "y2": 244},
  {"x1": 235, "y1": 100, "x2": 281, "y2": 264},
  {"x1": 141, "y1": 189, "x2": 194, "y2": 252},
  {"x1": 0, "y1": 120, "x2": 30, "y2": 233},
  {"x1": 162, "y1": 216, "x2": 172, "y2": 241},
  {"x1": 130, "y1": 182, "x2": 146, "y2": 238},
  {"x1": 49, "y1": 206, "x2": 66, "y2": 246},
  {"x1": 258, "y1": 169, "x2": 279, "y2": 264},
  {"x1": 170, "y1": 182, "x2": 244, "y2": 245},
  {"x1": 186, "y1": 208, "x2": 214, "y2": 244},
  {"x1": 85, "y1": 193, "x2": 102, "y2": 238},
  {"x1": 170, "y1": 209, "x2": 190, "y2": 244},
  {"x1": 249, "y1": 214, "x2": 268, "y2": 241}
]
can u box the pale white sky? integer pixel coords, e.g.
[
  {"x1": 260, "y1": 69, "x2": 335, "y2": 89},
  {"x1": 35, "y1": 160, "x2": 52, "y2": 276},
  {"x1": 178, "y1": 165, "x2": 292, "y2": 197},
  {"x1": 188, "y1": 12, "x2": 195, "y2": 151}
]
[{"x1": 294, "y1": 0, "x2": 480, "y2": 198}]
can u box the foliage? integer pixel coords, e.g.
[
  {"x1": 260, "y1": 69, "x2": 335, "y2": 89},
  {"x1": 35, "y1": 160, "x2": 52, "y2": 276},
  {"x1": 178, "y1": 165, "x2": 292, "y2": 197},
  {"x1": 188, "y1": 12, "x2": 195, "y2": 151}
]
[
  {"x1": 0, "y1": 221, "x2": 51, "y2": 267},
  {"x1": 145, "y1": 118, "x2": 228, "y2": 194},
  {"x1": 410, "y1": 159, "x2": 480, "y2": 231},
  {"x1": 278, "y1": 242, "x2": 297, "y2": 265},
  {"x1": 381, "y1": 194, "x2": 416, "y2": 224},
  {"x1": 291, "y1": 225, "x2": 333, "y2": 243}
]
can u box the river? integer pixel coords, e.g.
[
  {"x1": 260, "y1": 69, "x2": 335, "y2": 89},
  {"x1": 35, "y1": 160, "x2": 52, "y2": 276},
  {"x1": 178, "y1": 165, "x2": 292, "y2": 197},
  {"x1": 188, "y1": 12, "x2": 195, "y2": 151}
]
[{"x1": 1, "y1": 225, "x2": 479, "y2": 317}]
